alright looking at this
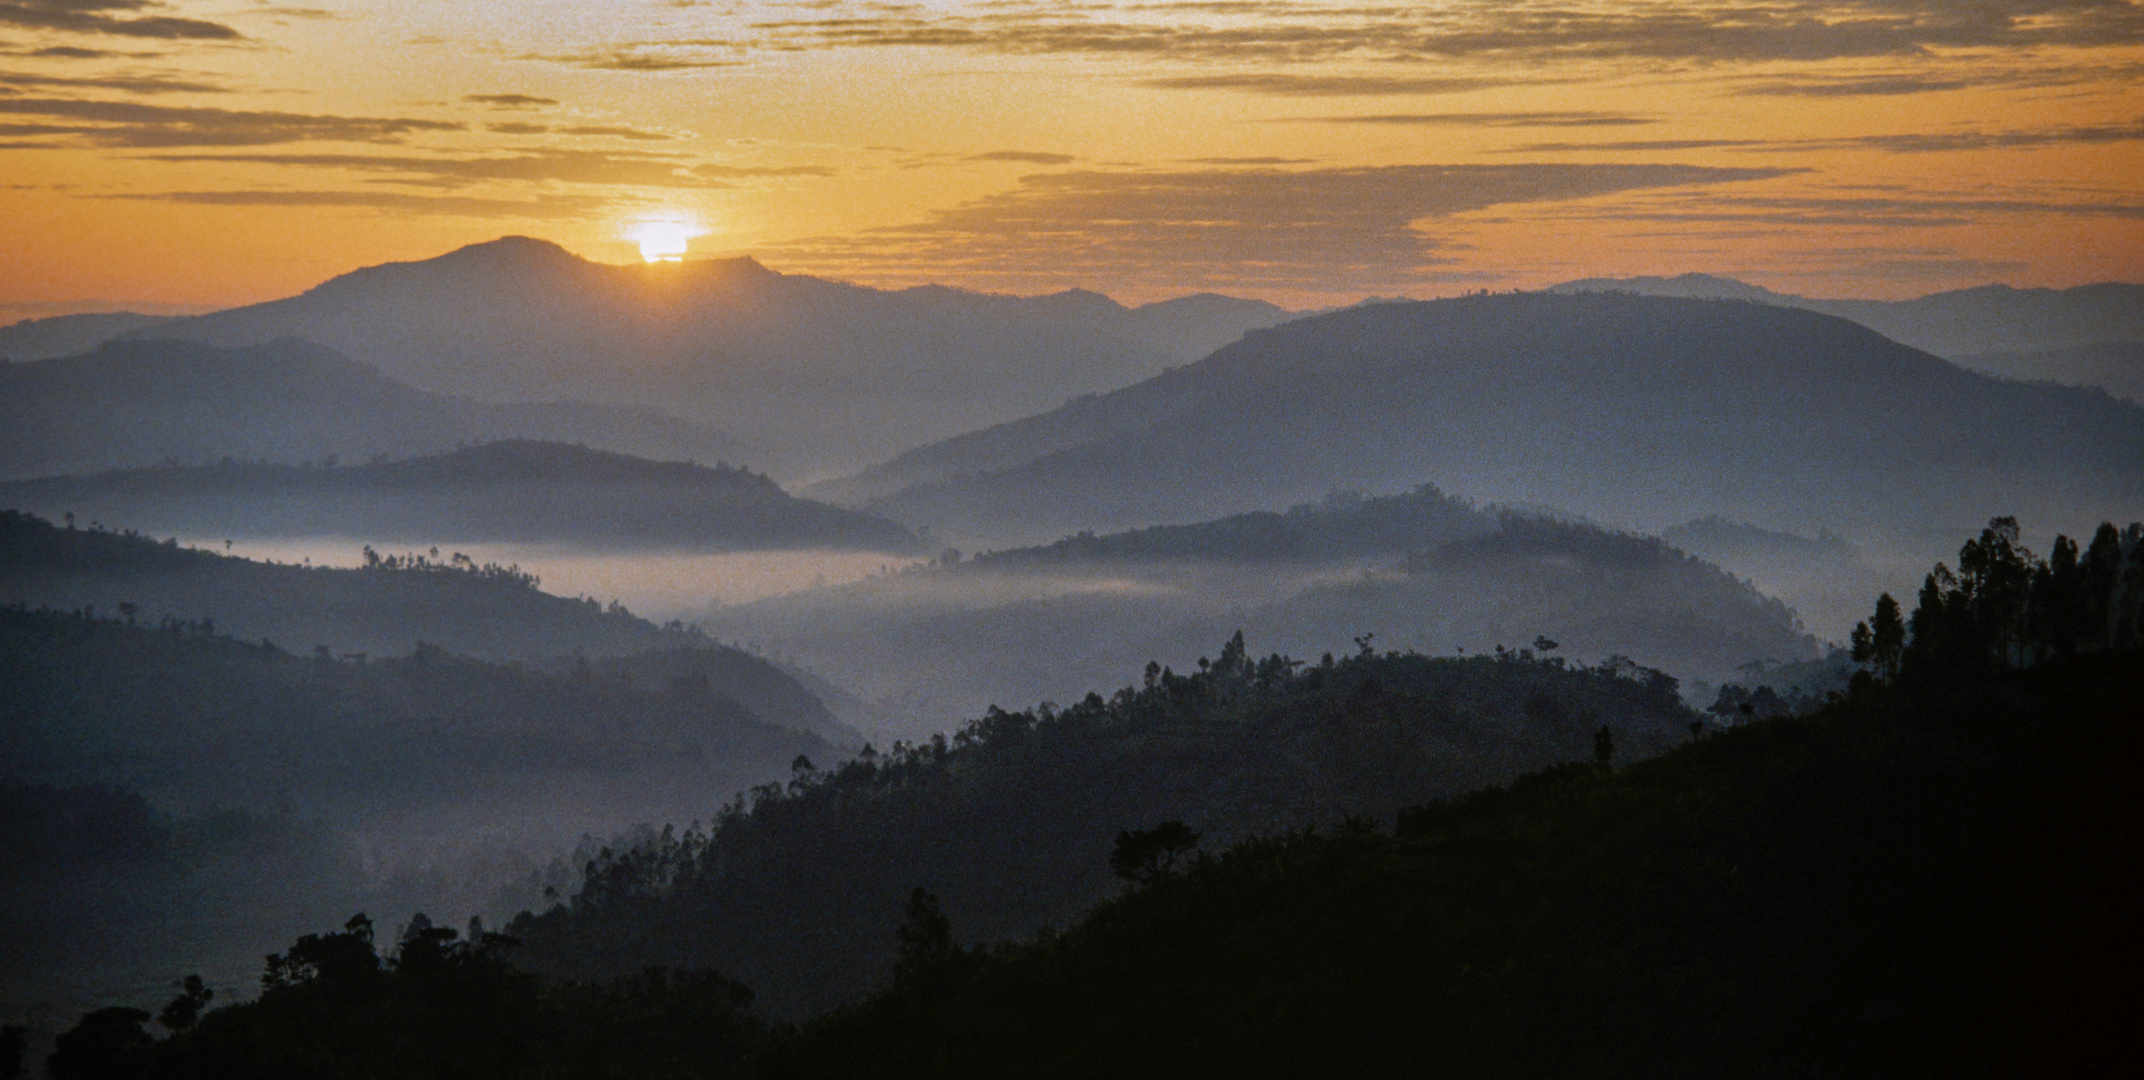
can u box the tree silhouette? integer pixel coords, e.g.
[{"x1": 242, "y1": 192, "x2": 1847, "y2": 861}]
[
  {"x1": 896, "y1": 887, "x2": 953, "y2": 972},
  {"x1": 1111, "y1": 821, "x2": 1202, "y2": 886}
]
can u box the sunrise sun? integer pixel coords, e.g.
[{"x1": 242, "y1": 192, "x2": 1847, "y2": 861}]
[{"x1": 624, "y1": 219, "x2": 706, "y2": 262}]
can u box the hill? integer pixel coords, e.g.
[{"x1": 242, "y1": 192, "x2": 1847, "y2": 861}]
[
  {"x1": 0, "y1": 337, "x2": 743, "y2": 479},
  {"x1": 700, "y1": 492, "x2": 1817, "y2": 734},
  {"x1": 0, "y1": 509, "x2": 853, "y2": 746},
  {"x1": 1955, "y1": 339, "x2": 2144, "y2": 404},
  {"x1": 0, "y1": 311, "x2": 174, "y2": 362},
  {"x1": 123, "y1": 238, "x2": 1296, "y2": 478},
  {"x1": 0, "y1": 440, "x2": 920, "y2": 553},
  {"x1": 1549, "y1": 273, "x2": 2144, "y2": 375},
  {"x1": 849, "y1": 294, "x2": 2144, "y2": 548},
  {"x1": 0, "y1": 604, "x2": 840, "y2": 1004},
  {"x1": 503, "y1": 635, "x2": 1700, "y2": 1018}
]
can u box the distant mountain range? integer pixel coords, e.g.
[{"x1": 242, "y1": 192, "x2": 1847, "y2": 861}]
[
  {"x1": 0, "y1": 439, "x2": 920, "y2": 552},
  {"x1": 841, "y1": 294, "x2": 2144, "y2": 549},
  {"x1": 1545, "y1": 273, "x2": 2144, "y2": 394},
  {"x1": 0, "y1": 337, "x2": 744, "y2": 479},
  {"x1": 40, "y1": 237, "x2": 1292, "y2": 478}
]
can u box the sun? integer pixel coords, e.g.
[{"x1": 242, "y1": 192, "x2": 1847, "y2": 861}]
[{"x1": 624, "y1": 219, "x2": 707, "y2": 262}]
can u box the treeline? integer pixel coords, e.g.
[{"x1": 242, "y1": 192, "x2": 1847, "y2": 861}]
[
  {"x1": 500, "y1": 632, "x2": 1693, "y2": 1017},
  {"x1": 34, "y1": 521, "x2": 2139, "y2": 1078},
  {"x1": 1851, "y1": 516, "x2": 2144, "y2": 682}
]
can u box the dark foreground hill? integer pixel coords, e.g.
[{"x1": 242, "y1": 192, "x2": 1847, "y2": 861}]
[
  {"x1": 849, "y1": 294, "x2": 2144, "y2": 548},
  {"x1": 0, "y1": 338, "x2": 742, "y2": 478},
  {"x1": 45, "y1": 519, "x2": 2139, "y2": 1079},
  {"x1": 124, "y1": 237, "x2": 1294, "y2": 477},
  {"x1": 0, "y1": 604, "x2": 839, "y2": 1008},
  {"x1": 0, "y1": 440, "x2": 919, "y2": 552}
]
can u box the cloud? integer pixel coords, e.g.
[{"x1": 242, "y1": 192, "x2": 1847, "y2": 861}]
[
  {"x1": 0, "y1": 97, "x2": 463, "y2": 146},
  {"x1": 1852, "y1": 256, "x2": 2032, "y2": 280},
  {"x1": 135, "y1": 148, "x2": 719, "y2": 187},
  {"x1": 1510, "y1": 119, "x2": 2144, "y2": 155},
  {"x1": 1296, "y1": 112, "x2": 1652, "y2": 128},
  {"x1": 1545, "y1": 189, "x2": 2144, "y2": 230},
  {"x1": 967, "y1": 150, "x2": 1073, "y2": 164},
  {"x1": 0, "y1": 68, "x2": 228, "y2": 94},
  {"x1": 1736, "y1": 75, "x2": 1974, "y2": 96},
  {"x1": 0, "y1": 0, "x2": 239, "y2": 39},
  {"x1": 768, "y1": 161, "x2": 1797, "y2": 296},
  {"x1": 1136, "y1": 73, "x2": 1520, "y2": 97},
  {"x1": 692, "y1": 162, "x2": 836, "y2": 178},
  {"x1": 465, "y1": 93, "x2": 558, "y2": 109},
  {"x1": 558, "y1": 124, "x2": 673, "y2": 141},
  {"x1": 737, "y1": 1, "x2": 2144, "y2": 66},
  {"x1": 102, "y1": 188, "x2": 608, "y2": 217},
  {"x1": 523, "y1": 41, "x2": 743, "y2": 71}
]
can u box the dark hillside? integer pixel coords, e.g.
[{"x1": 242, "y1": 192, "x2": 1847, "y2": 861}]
[
  {"x1": 0, "y1": 439, "x2": 920, "y2": 551},
  {"x1": 763, "y1": 650, "x2": 2137, "y2": 1079},
  {"x1": 0, "y1": 511, "x2": 850, "y2": 743},
  {"x1": 861, "y1": 294, "x2": 2144, "y2": 546},
  {"x1": 0, "y1": 338, "x2": 742, "y2": 479},
  {"x1": 506, "y1": 638, "x2": 1697, "y2": 1018}
]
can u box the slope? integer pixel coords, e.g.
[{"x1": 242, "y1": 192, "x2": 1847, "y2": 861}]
[
  {"x1": 857, "y1": 294, "x2": 2144, "y2": 548},
  {"x1": 0, "y1": 440, "x2": 920, "y2": 552},
  {"x1": 0, "y1": 337, "x2": 741, "y2": 479},
  {"x1": 133, "y1": 237, "x2": 1295, "y2": 478}
]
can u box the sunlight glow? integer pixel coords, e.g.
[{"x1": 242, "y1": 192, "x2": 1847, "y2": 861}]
[{"x1": 625, "y1": 219, "x2": 707, "y2": 262}]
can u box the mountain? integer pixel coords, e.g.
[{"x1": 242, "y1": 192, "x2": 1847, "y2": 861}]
[
  {"x1": 0, "y1": 439, "x2": 920, "y2": 552},
  {"x1": 0, "y1": 311, "x2": 175, "y2": 361},
  {"x1": 0, "y1": 508, "x2": 855, "y2": 748},
  {"x1": 848, "y1": 294, "x2": 2144, "y2": 550},
  {"x1": 0, "y1": 337, "x2": 744, "y2": 479},
  {"x1": 124, "y1": 237, "x2": 1297, "y2": 478},
  {"x1": 1548, "y1": 273, "x2": 2144, "y2": 372},
  {"x1": 701, "y1": 492, "x2": 1819, "y2": 733},
  {"x1": 1955, "y1": 340, "x2": 2144, "y2": 404}
]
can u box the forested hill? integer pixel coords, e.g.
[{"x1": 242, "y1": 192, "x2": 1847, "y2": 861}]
[
  {"x1": 0, "y1": 440, "x2": 920, "y2": 552},
  {"x1": 969, "y1": 484, "x2": 1491, "y2": 567},
  {"x1": 39, "y1": 520, "x2": 2141, "y2": 1078},
  {"x1": 0, "y1": 510, "x2": 847, "y2": 743},
  {"x1": 851, "y1": 294, "x2": 2144, "y2": 547},
  {"x1": 0, "y1": 337, "x2": 742, "y2": 478},
  {"x1": 505, "y1": 638, "x2": 1698, "y2": 1018}
]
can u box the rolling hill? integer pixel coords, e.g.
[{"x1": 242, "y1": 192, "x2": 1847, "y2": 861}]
[
  {"x1": 846, "y1": 294, "x2": 2144, "y2": 549},
  {"x1": 121, "y1": 237, "x2": 1295, "y2": 478},
  {"x1": 0, "y1": 337, "x2": 742, "y2": 479},
  {"x1": 0, "y1": 439, "x2": 920, "y2": 552}
]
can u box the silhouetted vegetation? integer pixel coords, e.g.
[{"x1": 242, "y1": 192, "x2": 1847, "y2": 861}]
[{"x1": 503, "y1": 633, "x2": 1694, "y2": 1016}]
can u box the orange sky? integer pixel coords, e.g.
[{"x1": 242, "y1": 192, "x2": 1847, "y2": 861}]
[{"x1": 3, "y1": 0, "x2": 2141, "y2": 317}]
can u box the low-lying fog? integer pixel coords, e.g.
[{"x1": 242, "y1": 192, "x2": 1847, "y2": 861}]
[{"x1": 187, "y1": 537, "x2": 927, "y2": 617}]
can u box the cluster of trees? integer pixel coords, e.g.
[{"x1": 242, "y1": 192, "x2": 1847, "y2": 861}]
[
  {"x1": 358, "y1": 546, "x2": 542, "y2": 591},
  {"x1": 38, "y1": 581, "x2": 2137, "y2": 1077},
  {"x1": 1852, "y1": 517, "x2": 2144, "y2": 682},
  {"x1": 37, "y1": 916, "x2": 767, "y2": 1080},
  {"x1": 501, "y1": 632, "x2": 1694, "y2": 1017}
]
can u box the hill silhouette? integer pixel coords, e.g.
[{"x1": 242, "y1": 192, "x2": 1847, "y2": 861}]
[
  {"x1": 701, "y1": 491, "x2": 1817, "y2": 732},
  {"x1": 123, "y1": 237, "x2": 1295, "y2": 478},
  {"x1": 0, "y1": 337, "x2": 742, "y2": 479},
  {"x1": 1955, "y1": 339, "x2": 2144, "y2": 404},
  {"x1": 1549, "y1": 273, "x2": 2144, "y2": 376},
  {"x1": 0, "y1": 311, "x2": 174, "y2": 362},
  {"x1": 0, "y1": 509, "x2": 855, "y2": 747},
  {"x1": 852, "y1": 294, "x2": 2144, "y2": 548},
  {"x1": 0, "y1": 439, "x2": 920, "y2": 552}
]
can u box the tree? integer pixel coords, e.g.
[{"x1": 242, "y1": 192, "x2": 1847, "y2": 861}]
[
  {"x1": 895, "y1": 888, "x2": 953, "y2": 972},
  {"x1": 1852, "y1": 593, "x2": 1906, "y2": 682},
  {"x1": 1594, "y1": 726, "x2": 1615, "y2": 770},
  {"x1": 46, "y1": 1008, "x2": 152, "y2": 1080},
  {"x1": 157, "y1": 974, "x2": 214, "y2": 1033},
  {"x1": 1110, "y1": 821, "x2": 1201, "y2": 886}
]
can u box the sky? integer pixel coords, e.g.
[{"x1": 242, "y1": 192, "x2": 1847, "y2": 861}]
[{"x1": 2, "y1": 0, "x2": 2141, "y2": 316}]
